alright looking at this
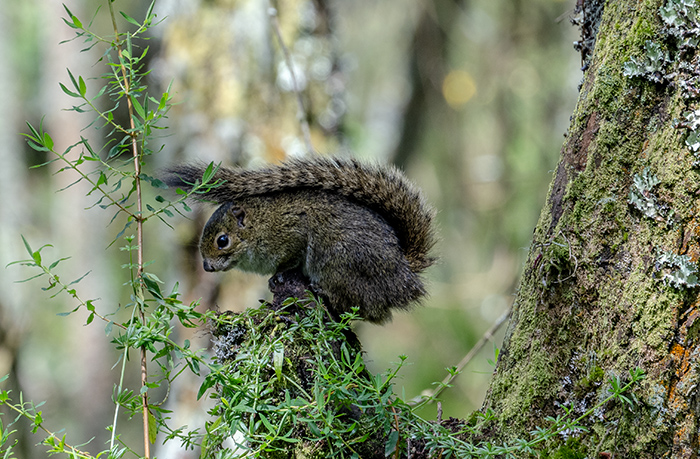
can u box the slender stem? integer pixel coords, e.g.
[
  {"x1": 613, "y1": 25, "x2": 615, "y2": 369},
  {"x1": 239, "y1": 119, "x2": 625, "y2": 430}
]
[
  {"x1": 110, "y1": 303, "x2": 139, "y2": 451},
  {"x1": 411, "y1": 307, "x2": 511, "y2": 407},
  {"x1": 107, "y1": 1, "x2": 150, "y2": 457}
]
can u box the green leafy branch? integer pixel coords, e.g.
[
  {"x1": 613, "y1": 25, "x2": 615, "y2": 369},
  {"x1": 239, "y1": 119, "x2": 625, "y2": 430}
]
[
  {"x1": 5, "y1": 2, "x2": 226, "y2": 458},
  {"x1": 0, "y1": 376, "x2": 98, "y2": 459},
  {"x1": 7, "y1": 236, "x2": 114, "y2": 327},
  {"x1": 6, "y1": 235, "x2": 222, "y2": 457}
]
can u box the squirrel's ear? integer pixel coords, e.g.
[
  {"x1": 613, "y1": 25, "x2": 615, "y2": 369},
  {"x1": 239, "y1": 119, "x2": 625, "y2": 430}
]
[{"x1": 231, "y1": 207, "x2": 246, "y2": 228}]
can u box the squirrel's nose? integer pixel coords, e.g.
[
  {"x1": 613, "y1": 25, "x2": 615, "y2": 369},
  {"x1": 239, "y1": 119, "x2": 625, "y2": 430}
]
[{"x1": 202, "y1": 260, "x2": 215, "y2": 272}]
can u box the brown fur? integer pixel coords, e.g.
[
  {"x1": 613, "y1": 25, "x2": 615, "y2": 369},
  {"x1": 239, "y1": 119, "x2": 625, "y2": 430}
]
[{"x1": 164, "y1": 156, "x2": 436, "y2": 323}]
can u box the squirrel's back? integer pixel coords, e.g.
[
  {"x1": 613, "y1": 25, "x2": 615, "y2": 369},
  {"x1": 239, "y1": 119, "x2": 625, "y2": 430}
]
[{"x1": 166, "y1": 156, "x2": 436, "y2": 273}]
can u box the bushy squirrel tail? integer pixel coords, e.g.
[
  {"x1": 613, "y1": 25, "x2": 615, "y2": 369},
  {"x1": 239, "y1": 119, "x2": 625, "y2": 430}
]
[{"x1": 164, "y1": 157, "x2": 437, "y2": 272}]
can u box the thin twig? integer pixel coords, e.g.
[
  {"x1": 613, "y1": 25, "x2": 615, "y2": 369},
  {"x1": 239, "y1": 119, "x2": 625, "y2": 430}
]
[
  {"x1": 410, "y1": 307, "x2": 512, "y2": 406},
  {"x1": 46, "y1": 270, "x2": 126, "y2": 330},
  {"x1": 391, "y1": 406, "x2": 401, "y2": 459},
  {"x1": 268, "y1": 5, "x2": 316, "y2": 155},
  {"x1": 1, "y1": 401, "x2": 94, "y2": 458},
  {"x1": 106, "y1": 1, "x2": 150, "y2": 457}
]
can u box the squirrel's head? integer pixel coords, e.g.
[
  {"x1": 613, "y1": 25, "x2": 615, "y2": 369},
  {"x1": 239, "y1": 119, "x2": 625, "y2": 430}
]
[
  {"x1": 200, "y1": 202, "x2": 248, "y2": 272},
  {"x1": 199, "y1": 194, "x2": 311, "y2": 276},
  {"x1": 200, "y1": 200, "x2": 295, "y2": 275}
]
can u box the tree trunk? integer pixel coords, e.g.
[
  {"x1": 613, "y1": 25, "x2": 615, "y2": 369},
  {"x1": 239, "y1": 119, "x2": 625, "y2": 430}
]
[{"x1": 482, "y1": 0, "x2": 700, "y2": 456}]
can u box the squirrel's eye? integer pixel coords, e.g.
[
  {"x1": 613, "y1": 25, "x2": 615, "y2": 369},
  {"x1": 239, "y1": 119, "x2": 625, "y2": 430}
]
[{"x1": 216, "y1": 234, "x2": 229, "y2": 249}]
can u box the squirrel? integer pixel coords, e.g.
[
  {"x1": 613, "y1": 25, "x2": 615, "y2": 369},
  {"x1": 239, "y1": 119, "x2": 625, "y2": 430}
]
[{"x1": 163, "y1": 156, "x2": 436, "y2": 324}]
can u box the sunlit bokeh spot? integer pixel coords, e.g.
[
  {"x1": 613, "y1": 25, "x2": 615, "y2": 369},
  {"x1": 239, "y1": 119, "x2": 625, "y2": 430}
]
[{"x1": 442, "y1": 69, "x2": 477, "y2": 109}]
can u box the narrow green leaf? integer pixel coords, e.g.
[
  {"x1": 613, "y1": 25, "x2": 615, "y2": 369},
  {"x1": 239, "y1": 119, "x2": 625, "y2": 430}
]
[
  {"x1": 307, "y1": 422, "x2": 322, "y2": 437},
  {"x1": 202, "y1": 162, "x2": 217, "y2": 183},
  {"x1": 142, "y1": 273, "x2": 163, "y2": 299},
  {"x1": 59, "y1": 83, "x2": 80, "y2": 98},
  {"x1": 91, "y1": 84, "x2": 107, "y2": 102},
  {"x1": 158, "y1": 92, "x2": 168, "y2": 111},
  {"x1": 24, "y1": 140, "x2": 46, "y2": 152},
  {"x1": 148, "y1": 410, "x2": 157, "y2": 444},
  {"x1": 43, "y1": 132, "x2": 54, "y2": 151},
  {"x1": 145, "y1": 0, "x2": 156, "y2": 24},
  {"x1": 138, "y1": 46, "x2": 150, "y2": 65},
  {"x1": 259, "y1": 413, "x2": 275, "y2": 433},
  {"x1": 273, "y1": 347, "x2": 284, "y2": 382},
  {"x1": 78, "y1": 76, "x2": 87, "y2": 97},
  {"x1": 188, "y1": 358, "x2": 200, "y2": 376},
  {"x1": 67, "y1": 69, "x2": 80, "y2": 94},
  {"x1": 21, "y1": 235, "x2": 33, "y2": 257},
  {"x1": 48, "y1": 256, "x2": 71, "y2": 270},
  {"x1": 25, "y1": 122, "x2": 40, "y2": 141},
  {"x1": 144, "y1": 272, "x2": 164, "y2": 284},
  {"x1": 96, "y1": 171, "x2": 107, "y2": 187},
  {"x1": 62, "y1": 4, "x2": 74, "y2": 20},
  {"x1": 68, "y1": 271, "x2": 91, "y2": 286},
  {"x1": 14, "y1": 272, "x2": 46, "y2": 283},
  {"x1": 197, "y1": 375, "x2": 216, "y2": 400},
  {"x1": 131, "y1": 97, "x2": 146, "y2": 120},
  {"x1": 56, "y1": 177, "x2": 82, "y2": 193},
  {"x1": 120, "y1": 11, "x2": 141, "y2": 27}
]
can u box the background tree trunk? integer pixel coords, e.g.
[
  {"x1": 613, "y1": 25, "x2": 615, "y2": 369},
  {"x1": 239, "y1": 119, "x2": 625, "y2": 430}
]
[{"x1": 482, "y1": 0, "x2": 700, "y2": 456}]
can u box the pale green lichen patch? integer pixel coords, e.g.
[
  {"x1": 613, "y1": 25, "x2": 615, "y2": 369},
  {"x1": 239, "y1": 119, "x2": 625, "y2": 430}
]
[
  {"x1": 657, "y1": 251, "x2": 700, "y2": 287},
  {"x1": 660, "y1": 0, "x2": 699, "y2": 41},
  {"x1": 624, "y1": 0, "x2": 699, "y2": 93},
  {"x1": 628, "y1": 167, "x2": 663, "y2": 220},
  {"x1": 683, "y1": 108, "x2": 700, "y2": 158},
  {"x1": 623, "y1": 41, "x2": 670, "y2": 80}
]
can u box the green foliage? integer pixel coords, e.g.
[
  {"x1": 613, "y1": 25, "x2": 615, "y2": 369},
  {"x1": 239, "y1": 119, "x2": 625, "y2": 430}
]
[
  {"x1": 198, "y1": 299, "x2": 647, "y2": 459},
  {"x1": 1, "y1": 2, "x2": 222, "y2": 458},
  {"x1": 202, "y1": 301, "x2": 396, "y2": 458}
]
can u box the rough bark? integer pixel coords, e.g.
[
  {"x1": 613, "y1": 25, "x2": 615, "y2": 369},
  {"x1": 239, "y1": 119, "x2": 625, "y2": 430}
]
[{"x1": 482, "y1": 0, "x2": 700, "y2": 456}]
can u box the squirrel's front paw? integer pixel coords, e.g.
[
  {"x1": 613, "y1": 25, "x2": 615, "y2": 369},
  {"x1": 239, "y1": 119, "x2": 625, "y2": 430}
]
[{"x1": 268, "y1": 272, "x2": 286, "y2": 291}]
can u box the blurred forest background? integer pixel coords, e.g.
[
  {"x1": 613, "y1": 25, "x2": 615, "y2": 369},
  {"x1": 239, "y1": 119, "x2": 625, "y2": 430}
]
[{"x1": 0, "y1": 0, "x2": 581, "y2": 456}]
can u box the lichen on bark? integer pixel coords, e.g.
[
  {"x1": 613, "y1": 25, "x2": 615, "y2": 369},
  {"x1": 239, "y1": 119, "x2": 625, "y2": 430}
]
[{"x1": 481, "y1": 0, "x2": 700, "y2": 456}]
